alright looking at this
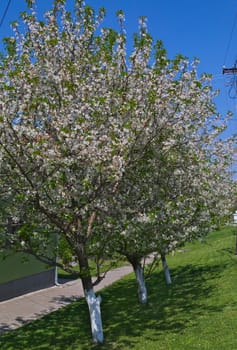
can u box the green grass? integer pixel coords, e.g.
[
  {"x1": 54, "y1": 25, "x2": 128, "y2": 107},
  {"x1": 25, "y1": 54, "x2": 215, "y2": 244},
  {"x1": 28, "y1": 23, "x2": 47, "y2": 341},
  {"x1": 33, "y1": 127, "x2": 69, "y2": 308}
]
[
  {"x1": 0, "y1": 251, "x2": 52, "y2": 284},
  {"x1": 1, "y1": 226, "x2": 237, "y2": 349}
]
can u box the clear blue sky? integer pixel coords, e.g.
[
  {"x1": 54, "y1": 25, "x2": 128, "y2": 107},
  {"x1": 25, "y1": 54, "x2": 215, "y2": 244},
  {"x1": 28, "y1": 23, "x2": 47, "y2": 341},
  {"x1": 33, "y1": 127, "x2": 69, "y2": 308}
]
[{"x1": 1, "y1": 0, "x2": 237, "y2": 135}]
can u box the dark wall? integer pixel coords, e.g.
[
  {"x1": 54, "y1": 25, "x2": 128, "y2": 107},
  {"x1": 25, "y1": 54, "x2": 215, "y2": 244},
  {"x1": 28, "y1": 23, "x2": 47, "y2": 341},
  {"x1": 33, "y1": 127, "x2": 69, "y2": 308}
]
[
  {"x1": 0, "y1": 250, "x2": 56, "y2": 301},
  {"x1": 0, "y1": 268, "x2": 55, "y2": 301}
]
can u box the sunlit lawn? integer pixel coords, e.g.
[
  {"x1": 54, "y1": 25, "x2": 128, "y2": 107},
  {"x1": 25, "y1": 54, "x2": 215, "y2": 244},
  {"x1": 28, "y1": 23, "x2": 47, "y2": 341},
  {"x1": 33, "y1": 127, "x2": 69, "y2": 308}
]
[{"x1": 1, "y1": 226, "x2": 237, "y2": 349}]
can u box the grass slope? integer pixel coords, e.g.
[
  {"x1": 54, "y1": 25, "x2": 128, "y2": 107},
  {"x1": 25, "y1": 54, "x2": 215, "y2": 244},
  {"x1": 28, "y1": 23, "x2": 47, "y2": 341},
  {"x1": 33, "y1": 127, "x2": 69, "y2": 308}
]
[
  {"x1": 0, "y1": 252, "x2": 52, "y2": 284},
  {"x1": 1, "y1": 226, "x2": 237, "y2": 349}
]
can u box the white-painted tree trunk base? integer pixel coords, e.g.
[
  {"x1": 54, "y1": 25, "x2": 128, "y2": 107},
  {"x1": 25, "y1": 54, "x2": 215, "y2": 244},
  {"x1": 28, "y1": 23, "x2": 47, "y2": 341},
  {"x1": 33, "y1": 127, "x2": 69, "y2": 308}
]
[
  {"x1": 85, "y1": 289, "x2": 104, "y2": 343},
  {"x1": 135, "y1": 265, "x2": 148, "y2": 304},
  {"x1": 162, "y1": 256, "x2": 172, "y2": 285}
]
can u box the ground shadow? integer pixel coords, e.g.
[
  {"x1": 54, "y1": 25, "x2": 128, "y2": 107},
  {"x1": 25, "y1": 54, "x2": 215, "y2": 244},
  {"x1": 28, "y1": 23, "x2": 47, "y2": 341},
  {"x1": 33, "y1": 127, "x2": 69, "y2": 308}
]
[
  {"x1": 0, "y1": 262, "x2": 229, "y2": 350},
  {"x1": 101, "y1": 263, "x2": 228, "y2": 349}
]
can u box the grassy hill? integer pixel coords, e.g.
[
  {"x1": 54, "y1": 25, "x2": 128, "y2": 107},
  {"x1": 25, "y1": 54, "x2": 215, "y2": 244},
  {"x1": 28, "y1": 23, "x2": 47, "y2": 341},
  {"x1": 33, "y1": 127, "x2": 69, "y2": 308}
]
[
  {"x1": 0, "y1": 251, "x2": 53, "y2": 284},
  {"x1": 1, "y1": 226, "x2": 237, "y2": 349}
]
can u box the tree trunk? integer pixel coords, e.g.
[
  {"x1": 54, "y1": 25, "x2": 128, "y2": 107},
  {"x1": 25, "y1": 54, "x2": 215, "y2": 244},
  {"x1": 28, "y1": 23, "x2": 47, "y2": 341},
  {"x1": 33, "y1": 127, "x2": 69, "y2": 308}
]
[
  {"x1": 161, "y1": 253, "x2": 172, "y2": 285},
  {"x1": 133, "y1": 262, "x2": 148, "y2": 304},
  {"x1": 235, "y1": 231, "x2": 237, "y2": 255},
  {"x1": 85, "y1": 289, "x2": 103, "y2": 344},
  {"x1": 77, "y1": 246, "x2": 104, "y2": 344}
]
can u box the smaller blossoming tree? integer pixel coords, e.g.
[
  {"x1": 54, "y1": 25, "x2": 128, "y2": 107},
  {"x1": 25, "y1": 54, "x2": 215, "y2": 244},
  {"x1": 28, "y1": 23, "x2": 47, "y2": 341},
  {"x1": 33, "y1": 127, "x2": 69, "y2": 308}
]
[{"x1": 108, "y1": 52, "x2": 236, "y2": 301}]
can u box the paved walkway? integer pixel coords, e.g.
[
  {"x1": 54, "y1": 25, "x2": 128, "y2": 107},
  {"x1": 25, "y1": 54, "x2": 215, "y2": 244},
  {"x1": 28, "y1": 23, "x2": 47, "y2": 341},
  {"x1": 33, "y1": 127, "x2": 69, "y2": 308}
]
[{"x1": 0, "y1": 265, "x2": 134, "y2": 334}]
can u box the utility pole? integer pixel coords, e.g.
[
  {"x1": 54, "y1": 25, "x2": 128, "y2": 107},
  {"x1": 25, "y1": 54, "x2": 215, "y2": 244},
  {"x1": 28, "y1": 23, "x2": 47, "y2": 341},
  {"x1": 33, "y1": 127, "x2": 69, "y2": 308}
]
[
  {"x1": 222, "y1": 61, "x2": 237, "y2": 98},
  {"x1": 223, "y1": 66, "x2": 237, "y2": 74}
]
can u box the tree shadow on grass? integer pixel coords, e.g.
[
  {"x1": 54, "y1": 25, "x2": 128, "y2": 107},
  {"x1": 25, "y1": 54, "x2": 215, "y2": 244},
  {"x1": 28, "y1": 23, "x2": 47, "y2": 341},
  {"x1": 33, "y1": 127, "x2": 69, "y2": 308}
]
[
  {"x1": 0, "y1": 263, "x2": 227, "y2": 350},
  {"x1": 101, "y1": 263, "x2": 227, "y2": 348}
]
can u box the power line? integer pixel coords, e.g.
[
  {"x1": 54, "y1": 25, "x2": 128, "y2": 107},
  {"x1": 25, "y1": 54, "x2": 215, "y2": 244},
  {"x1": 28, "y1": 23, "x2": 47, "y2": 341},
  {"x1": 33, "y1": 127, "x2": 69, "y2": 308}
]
[
  {"x1": 223, "y1": 11, "x2": 237, "y2": 66},
  {"x1": 0, "y1": 0, "x2": 12, "y2": 28}
]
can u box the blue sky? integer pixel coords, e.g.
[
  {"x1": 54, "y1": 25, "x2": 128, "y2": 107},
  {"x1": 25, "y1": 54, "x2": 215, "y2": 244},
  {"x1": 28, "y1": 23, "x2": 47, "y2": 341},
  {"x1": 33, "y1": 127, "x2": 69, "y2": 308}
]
[{"x1": 1, "y1": 0, "x2": 237, "y2": 135}]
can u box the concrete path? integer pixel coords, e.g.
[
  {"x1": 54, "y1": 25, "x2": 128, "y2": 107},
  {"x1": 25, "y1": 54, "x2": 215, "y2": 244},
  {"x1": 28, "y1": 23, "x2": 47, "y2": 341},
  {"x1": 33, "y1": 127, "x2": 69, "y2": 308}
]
[{"x1": 0, "y1": 265, "x2": 134, "y2": 334}]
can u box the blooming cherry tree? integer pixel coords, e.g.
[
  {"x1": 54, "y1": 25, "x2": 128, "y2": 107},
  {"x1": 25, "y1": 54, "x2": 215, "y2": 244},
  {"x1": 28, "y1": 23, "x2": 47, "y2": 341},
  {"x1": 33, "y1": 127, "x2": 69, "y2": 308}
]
[
  {"x1": 110, "y1": 51, "x2": 236, "y2": 299},
  {"x1": 0, "y1": 0, "x2": 235, "y2": 342}
]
